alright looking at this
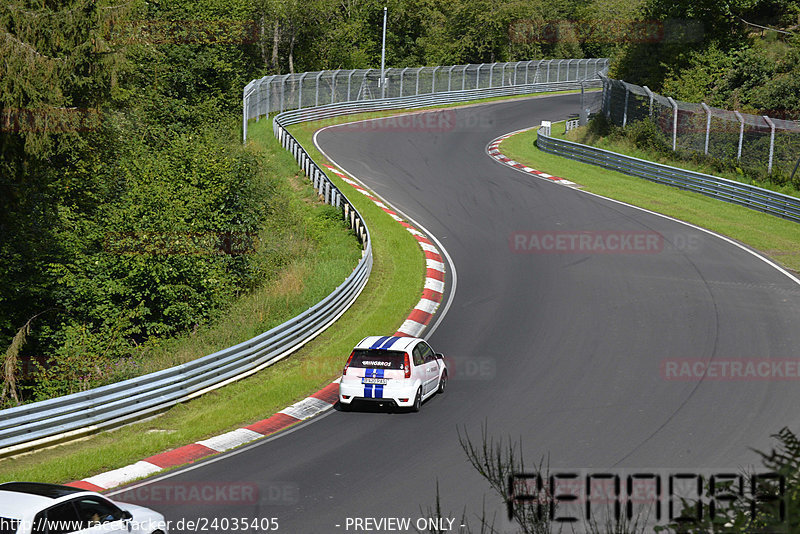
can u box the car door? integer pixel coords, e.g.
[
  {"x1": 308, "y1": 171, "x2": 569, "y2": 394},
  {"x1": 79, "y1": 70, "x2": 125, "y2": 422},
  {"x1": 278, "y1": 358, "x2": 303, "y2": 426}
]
[
  {"x1": 411, "y1": 345, "x2": 426, "y2": 394},
  {"x1": 418, "y1": 342, "x2": 440, "y2": 396}
]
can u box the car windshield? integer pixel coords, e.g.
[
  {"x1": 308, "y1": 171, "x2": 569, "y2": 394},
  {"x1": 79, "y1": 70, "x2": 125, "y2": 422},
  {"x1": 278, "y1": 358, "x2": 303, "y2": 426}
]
[{"x1": 350, "y1": 349, "x2": 405, "y2": 369}]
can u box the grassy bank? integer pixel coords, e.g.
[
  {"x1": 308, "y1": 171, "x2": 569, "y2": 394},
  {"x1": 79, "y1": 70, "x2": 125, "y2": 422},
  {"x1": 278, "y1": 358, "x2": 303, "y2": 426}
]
[{"x1": 501, "y1": 126, "x2": 800, "y2": 273}]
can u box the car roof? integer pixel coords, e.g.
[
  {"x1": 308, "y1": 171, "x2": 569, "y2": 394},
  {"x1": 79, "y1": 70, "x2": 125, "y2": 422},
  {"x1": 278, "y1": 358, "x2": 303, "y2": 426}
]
[
  {"x1": 0, "y1": 482, "x2": 92, "y2": 520},
  {"x1": 355, "y1": 336, "x2": 420, "y2": 352}
]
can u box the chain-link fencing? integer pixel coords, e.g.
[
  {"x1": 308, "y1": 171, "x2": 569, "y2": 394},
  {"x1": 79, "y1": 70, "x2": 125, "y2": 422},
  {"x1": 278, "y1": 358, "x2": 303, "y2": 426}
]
[
  {"x1": 601, "y1": 76, "x2": 800, "y2": 177},
  {"x1": 244, "y1": 59, "x2": 609, "y2": 141}
]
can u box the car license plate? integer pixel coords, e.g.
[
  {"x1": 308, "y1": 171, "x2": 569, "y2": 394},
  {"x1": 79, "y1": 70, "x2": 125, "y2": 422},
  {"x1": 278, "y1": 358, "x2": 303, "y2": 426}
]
[{"x1": 362, "y1": 378, "x2": 388, "y2": 385}]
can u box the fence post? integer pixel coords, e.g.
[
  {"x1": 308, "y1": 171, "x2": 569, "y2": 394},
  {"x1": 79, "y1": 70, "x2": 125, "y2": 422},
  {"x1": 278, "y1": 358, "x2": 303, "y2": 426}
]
[
  {"x1": 556, "y1": 59, "x2": 565, "y2": 82},
  {"x1": 462, "y1": 65, "x2": 468, "y2": 90},
  {"x1": 668, "y1": 97, "x2": 678, "y2": 151},
  {"x1": 546, "y1": 60, "x2": 551, "y2": 83},
  {"x1": 476, "y1": 63, "x2": 483, "y2": 88},
  {"x1": 432, "y1": 66, "x2": 440, "y2": 93},
  {"x1": 265, "y1": 77, "x2": 272, "y2": 117},
  {"x1": 643, "y1": 86, "x2": 653, "y2": 117},
  {"x1": 347, "y1": 70, "x2": 354, "y2": 101},
  {"x1": 416, "y1": 67, "x2": 421, "y2": 95},
  {"x1": 701, "y1": 103, "x2": 711, "y2": 155},
  {"x1": 400, "y1": 67, "x2": 408, "y2": 97},
  {"x1": 734, "y1": 111, "x2": 744, "y2": 162},
  {"x1": 501, "y1": 62, "x2": 507, "y2": 86},
  {"x1": 764, "y1": 116, "x2": 776, "y2": 174},
  {"x1": 315, "y1": 71, "x2": 322, "y2": 107},
  {"x1": 489, "y1": 62, "x2": 496, "y2": 87},
  {"x1": 280, "y1": 74, "x2": 286, "y2": 112},
  {"x1": 331, "y1": 70, "x2": 337, "y2": 104},
  {"x1": 242, "y1": 90, "x2": 248, "y2": 143},
  {"x1": 622, "y1": 84, "x2": 629, "y2": 127},
  {"x1": 298, "y1": 72, "x2": 306, "y2": 109}
]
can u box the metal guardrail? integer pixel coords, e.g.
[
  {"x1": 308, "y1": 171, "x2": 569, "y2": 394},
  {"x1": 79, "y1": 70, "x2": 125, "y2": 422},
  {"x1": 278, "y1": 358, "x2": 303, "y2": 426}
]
[
  {"x1": 0, "y1": 138, "x2": 372, "y2": 459},
  {"x1": 537, "y1": 126, "x2": 800, "y2": 223},
  {"x1": 0, "y1": 58, "x2": 607, "y2": 457}
]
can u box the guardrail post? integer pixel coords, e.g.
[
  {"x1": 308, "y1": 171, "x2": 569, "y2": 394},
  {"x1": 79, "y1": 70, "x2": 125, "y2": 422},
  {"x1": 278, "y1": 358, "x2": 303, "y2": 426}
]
[
  {"x1": 643, "y1": 86, "x2": 653, "y2": 117},
  {"x1": 701, "y1": 103, "x2": 712, "y2": 155},
  {"x1": 764, "y1": 116, "x2": 776, "y2": 174},
  {"x1": 734, "y1": 111, "x2": 745, "y2": 162},
  {"x1": 668, "y1": 97, "x2": 678, "y2": 151}
]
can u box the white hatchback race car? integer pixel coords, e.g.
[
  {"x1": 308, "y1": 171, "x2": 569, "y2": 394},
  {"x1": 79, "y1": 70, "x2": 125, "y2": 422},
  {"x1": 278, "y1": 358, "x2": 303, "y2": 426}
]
[
  {"x1": 0, "y1": 482, "x2": 167, "y2": 534},
  {"x1": 338, "y1": 336, "x2": 447, "y2": 411}
]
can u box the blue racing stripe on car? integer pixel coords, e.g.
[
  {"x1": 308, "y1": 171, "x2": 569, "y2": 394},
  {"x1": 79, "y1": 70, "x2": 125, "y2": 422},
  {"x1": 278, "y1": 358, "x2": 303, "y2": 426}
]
[
  {"x1": 370, "y1": 336, "x2": 391, "y2": 349},
  {"x1": 380, "y1": 336, "x2": 402, "y2": 349},
  {"x1": 363, "y1": 368, "x2": 374, "y2": 398},
  {"x1": 375, "y1": 369, "x2": 385, "y2": 399}
]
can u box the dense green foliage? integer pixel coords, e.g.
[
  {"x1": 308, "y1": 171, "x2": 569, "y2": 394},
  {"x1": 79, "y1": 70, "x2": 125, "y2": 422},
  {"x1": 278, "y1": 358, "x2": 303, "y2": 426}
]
[
  {"x1": 612, "y1": 0, "x2": 800, "y2": 119},
  {"x1": 1, "y1": 0, "x2": 270, "y2": 403}
]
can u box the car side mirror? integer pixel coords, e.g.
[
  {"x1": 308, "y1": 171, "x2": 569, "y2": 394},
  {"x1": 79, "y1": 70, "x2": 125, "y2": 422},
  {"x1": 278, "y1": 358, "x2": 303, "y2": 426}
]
[
  {"x1": 435, "y1": 353, "x2": 444, "y2": 360},
  {"x1": 122, "y1": 510, "x2": 133, "y2": 521}
]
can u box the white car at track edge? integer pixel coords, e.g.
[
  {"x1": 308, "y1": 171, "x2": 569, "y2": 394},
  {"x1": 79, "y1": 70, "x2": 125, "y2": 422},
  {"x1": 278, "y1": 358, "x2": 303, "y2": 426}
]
[
  {"x1": 338, "y1": 336, "x2": 447, "y2": 412},
  {"x1": 0, "y1": 482, "x2": 167, "y2": 534}
]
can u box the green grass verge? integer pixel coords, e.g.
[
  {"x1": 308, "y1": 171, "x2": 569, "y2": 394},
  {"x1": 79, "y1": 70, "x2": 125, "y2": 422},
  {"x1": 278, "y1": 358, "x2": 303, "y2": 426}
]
[
  {"x1": 0, "y1": 118, "x2": 424, "y2": 484},
  {"x1": 501, "y1": 125, "x2": 800, "y2": 273}
]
